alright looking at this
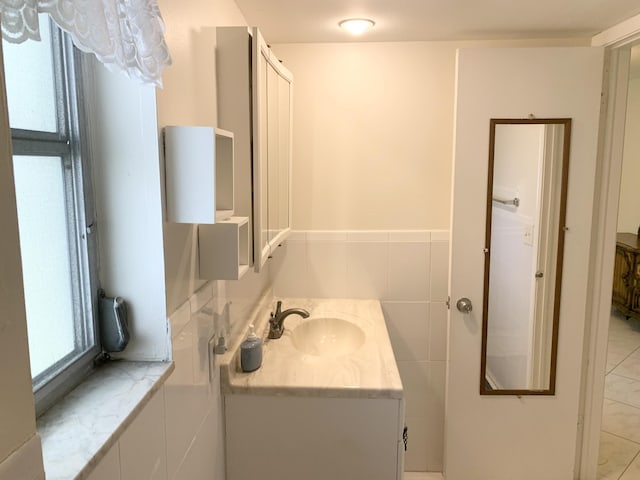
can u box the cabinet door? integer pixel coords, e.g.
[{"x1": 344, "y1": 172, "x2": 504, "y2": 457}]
[
  {"x1": 267, "y1": 60, "x2": 293, "y2": 248},
  {"x1": 612, "y1": 245, "x2": 631, "y2": 307},
  {"x1": 252, "y1": 28, "x2": 270, "y2": 271},
  {"x1": 630, "y1": 253, "x2": 640, "y2": 317},
  {"x1": 267, "y1": 62, "x2": 280, "y2": 246},
  {"x1": 277, "y1": 71, "x2": 292, "y2": 239},
  {"x1": 252, "y1": 28, "x2": 293, "y2": 272}
]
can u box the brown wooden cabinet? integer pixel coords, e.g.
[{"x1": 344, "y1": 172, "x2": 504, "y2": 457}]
[{"x1": 612, "y1": 233, "x2": 640, "y2": 320}]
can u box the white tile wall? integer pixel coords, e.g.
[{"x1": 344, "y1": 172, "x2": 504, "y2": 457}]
[
  {"x1": 429, "y1": 303, "x2": 448, "y2": 362},
  {"x1": 272, "y1": 230, "x2": 450, "y2": 472},
  {"x1": 119, "y1": 389, "x2": 167, "y2": 480},
  {"x1": 172, "y1": 407, "x2": 221, "y2": 479},
  {"x1": 271, "y1": 234, "x2": 308, "y2": 298},
  {"x1": 87, "y1": 230, "x2": 448, "y2": 478},
  {"x1": 307, "y1": 238, "x2": 348, "y2": 297},
  {"x1": 425, "y1": 362, "x2": 446, "y2": 471},
  {"x1": 383, "y1": 303, "x2": 430, "y2": 362},
  {"x1": 404, "y1": 416, "x2": 429, "y2": 471},
  {"x1": 429, "y1": 238, "x2": 449, "y2": 303},
  {"x1": 164, "y1": 327, "x2": 199, "y2": 477},
  {"x1": 397, "y1": 362, "x2": 430, "y2": 419},
  {"x1": 88, "y1": 282, "x2": 228, "y2": 480},
  {"x1": 0, "y1": 435, "x2": 45, "y2": 480},
  {"x1": 86, "y1": 443, "x2": 120, "y2": 480},
  {"x1": 164, "y1": 282, "x2": 225, "y2": 480},
  {"x1": 388, "y1": 241, "x2": 430, "y2": 301},
  {"x1": 346, "y1": 241, "x2": 389, "y2": 299}
]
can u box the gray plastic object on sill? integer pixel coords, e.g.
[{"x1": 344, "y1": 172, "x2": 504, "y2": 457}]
[{"x1": 98, "y1": 288, "x2": 130, "y2": 353}]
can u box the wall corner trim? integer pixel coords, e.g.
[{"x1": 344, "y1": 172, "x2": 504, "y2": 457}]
[{"x1": 592, "y1": 12, "x2": 640, "y2": 47}]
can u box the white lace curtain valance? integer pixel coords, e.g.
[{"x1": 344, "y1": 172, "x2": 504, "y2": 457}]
[{"x1": 0, "y1": 0, "x2": 171, "y2": 87}]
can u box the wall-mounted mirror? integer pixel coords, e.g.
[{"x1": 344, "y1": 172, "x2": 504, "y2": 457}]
[{"x1": 480, "y1": 118, "x2": 571, "y2": 395}]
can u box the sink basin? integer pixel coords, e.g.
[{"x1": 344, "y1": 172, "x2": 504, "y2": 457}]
[{"x1": 290, "y1": 317, "x2": 365, "y2": 357}]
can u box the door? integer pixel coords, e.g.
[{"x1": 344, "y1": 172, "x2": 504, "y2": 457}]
[{"x1": 445, "y1": 47, "x2": 604, "y2": 480}]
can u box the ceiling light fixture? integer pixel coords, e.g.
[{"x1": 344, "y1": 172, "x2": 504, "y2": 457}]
[{"x1": 338, "y1": 18, "x2": 375, "y2": 36}]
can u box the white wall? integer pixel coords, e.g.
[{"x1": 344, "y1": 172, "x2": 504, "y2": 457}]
[
  {"x1": 156, "y1": 0, "x2": 255, "y2": 314},
  {"x1": 271, "y1": 38, "x2": 588, "y2": 232},
  {"x1": 617, "y1": 74, "x2": 640, "y2": 233},
  {"x1": 88, "y1": 58, "x2": 169, "y2": 362},
  {"x1": 271, "y1": 42, "x2": 454, "y2": 230},
  {"x1": 0, "y1": 39, "x2": 44, "y2": 480},
  {"x1": 85, "y1": 385, "x2": 214, "y2": 480}
]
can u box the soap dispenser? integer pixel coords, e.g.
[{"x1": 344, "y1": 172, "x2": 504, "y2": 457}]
[{"x1": 240, "y1": 324, "x2": 263, "y2": 372}]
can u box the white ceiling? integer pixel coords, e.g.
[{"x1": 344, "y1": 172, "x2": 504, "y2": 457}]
[{"x1": 233, "y1": 0, "x2": 640, "y2": 44}]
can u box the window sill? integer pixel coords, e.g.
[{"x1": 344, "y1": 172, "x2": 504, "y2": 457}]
[{"x1": 36, "y1": 360, "x2": 174, "y2": 480}]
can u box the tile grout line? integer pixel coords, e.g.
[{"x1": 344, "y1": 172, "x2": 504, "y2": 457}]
[
  {"x1": 605, "y1": 337, "x2": 640, "y2": 384},
  {"x1": 603, "y1": 397, "x2": 640, "y2": 414},
  {"x1": 616, "y1": 448, "x2": 640, "y2": 480},
  {"x1": 606, "y1": 371, "x2": 640, "y2": 383},
  {"x1": 602, "y1": 429, "x2": 640, "y2": 446}
]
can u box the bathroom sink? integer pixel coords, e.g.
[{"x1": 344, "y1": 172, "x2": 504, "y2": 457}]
[{"x1": 290, "y1": 317, "x2": 365, "y2": 357}]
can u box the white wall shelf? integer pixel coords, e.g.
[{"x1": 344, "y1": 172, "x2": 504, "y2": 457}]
[
  {"x1": 198, "y1": 216, "x2": 250, "y2": 280},
  {"x1": 163, "y1": 125, "x2": 235, "y2": 224}
]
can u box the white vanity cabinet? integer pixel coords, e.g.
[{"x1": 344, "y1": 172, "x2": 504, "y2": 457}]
[
  {"x1": 224, "y1": 394, "x2": 405, "y2": 480},
  {"x1": 216, "y1": 27, "x2": 293, "y2": 272},
  {"x1": 220, "y1": 299, "x2": 406, "y2": 480}
]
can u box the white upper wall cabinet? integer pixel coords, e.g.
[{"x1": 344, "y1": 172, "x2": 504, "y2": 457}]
[
  {"x1": 252, "y1": 27, "x2": 293, "y2": 271},
  {"x1": 216, "y1": 27, "x2": 293, "y2": 272},
  {"x1": 163, "y1": 125, "x2": 235, "y2": 224}
]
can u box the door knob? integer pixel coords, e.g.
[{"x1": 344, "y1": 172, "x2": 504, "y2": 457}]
[{"x1": 456, "y1": 297, "x2": 473, "y2": 313}]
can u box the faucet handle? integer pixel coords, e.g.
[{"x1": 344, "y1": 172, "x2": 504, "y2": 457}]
[{"x1": 271, "y1": 300, "x2": 282, "y2": 318}]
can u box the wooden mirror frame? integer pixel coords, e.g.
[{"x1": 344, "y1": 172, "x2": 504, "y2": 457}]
[{"x1": 480, "y1": 118, "x2": 572, "y2": 396}]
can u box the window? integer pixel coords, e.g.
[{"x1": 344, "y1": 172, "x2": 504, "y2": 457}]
[{"x1": 2, "y1": 15, "x2": 100, "y2": 413}]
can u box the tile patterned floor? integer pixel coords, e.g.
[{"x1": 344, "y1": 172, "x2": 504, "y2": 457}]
[{"x1": 598, "y1": 310, "x2": 640, "y2": 479}]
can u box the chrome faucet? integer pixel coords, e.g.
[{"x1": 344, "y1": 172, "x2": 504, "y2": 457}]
[{"x1": 268, "y1": 301, "x2": 309, "y2": 339}]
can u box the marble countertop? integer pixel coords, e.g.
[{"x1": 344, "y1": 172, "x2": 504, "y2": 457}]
[
  {"x1": 219, "y1": 298, "x2": 403, "y2": 399},
  {"x1": 38, "y1": 360, "x2": 173, "y2": 480}
]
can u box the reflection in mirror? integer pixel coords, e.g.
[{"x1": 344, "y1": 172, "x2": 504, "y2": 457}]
[{"x1": 481, "y1": 118, "x2": 571, "y2": 395}]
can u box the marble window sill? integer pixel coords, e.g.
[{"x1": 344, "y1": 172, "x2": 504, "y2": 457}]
[{"x1": 37, "y1": 360, "x2": 174, "y2": 480}]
